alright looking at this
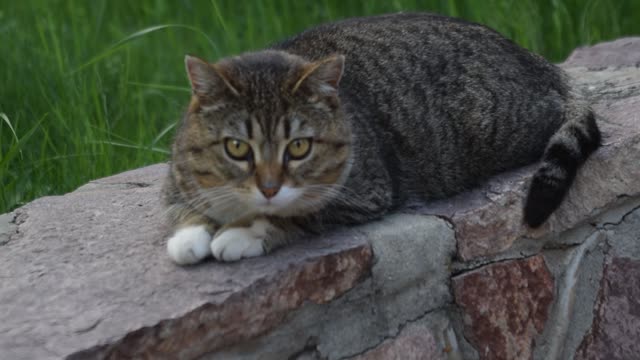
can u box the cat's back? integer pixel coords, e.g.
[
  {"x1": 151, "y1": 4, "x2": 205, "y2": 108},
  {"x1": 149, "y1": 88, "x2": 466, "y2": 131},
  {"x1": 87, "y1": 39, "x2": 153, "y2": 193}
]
[
  {"x1": 274, "y1": 12, "x2": 492, "y2": 53},
  {"x1": 273, "y1": 12, "x2": 571, "y2": 199},
  {"x1": 272, "y1": 12, "x2": 560, "y2": 89}
]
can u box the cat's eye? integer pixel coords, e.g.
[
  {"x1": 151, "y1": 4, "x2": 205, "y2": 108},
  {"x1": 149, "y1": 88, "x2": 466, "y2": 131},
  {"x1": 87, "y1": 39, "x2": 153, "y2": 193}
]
[
  {"x1": 287, "y1": 138, "x2": 312, "y2": 160},
  {"x1": 224, "y1": 138, "x2": 251, "y2": 160}
]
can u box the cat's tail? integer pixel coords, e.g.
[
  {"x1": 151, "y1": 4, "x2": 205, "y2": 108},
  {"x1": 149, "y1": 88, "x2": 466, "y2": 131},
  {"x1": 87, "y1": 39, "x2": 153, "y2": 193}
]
[{"x1": 524, "y1": 98, "x2": 601, "y2": 227}]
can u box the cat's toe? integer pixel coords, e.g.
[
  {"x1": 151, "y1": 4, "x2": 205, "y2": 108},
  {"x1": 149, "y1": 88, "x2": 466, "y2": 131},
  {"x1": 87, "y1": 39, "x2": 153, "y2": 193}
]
[
  {"x1": 211, "y1": 228, "x2": 265, "y2": 262},
  {"x1": 167, "y1": 225, "x2": 212, "y2": 265}
]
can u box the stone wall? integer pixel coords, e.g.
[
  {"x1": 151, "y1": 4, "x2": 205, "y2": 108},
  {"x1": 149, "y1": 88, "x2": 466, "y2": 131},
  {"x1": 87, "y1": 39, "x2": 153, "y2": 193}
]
[{"x1": 1, "y1": 38, "x2": 639, "y2": 360}]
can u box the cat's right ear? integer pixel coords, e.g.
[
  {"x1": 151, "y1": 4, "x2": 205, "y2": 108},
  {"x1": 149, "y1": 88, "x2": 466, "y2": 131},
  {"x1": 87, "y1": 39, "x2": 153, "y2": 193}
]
[
  {"x1": 185, "y1": 55, "x2": 240, "y2": 103},
  {"x1": 292, "y1": 55, "x2": 345, "y2": 97}
]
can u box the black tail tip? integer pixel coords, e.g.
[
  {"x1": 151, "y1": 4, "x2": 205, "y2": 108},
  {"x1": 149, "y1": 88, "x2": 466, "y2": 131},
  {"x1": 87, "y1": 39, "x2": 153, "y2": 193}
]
[
  {"x1": 523, "y1": 174, "x2": 571, "y2": 228},
  {"x1": 524, "y1": 202, "x2": 552, "y2": 228}
]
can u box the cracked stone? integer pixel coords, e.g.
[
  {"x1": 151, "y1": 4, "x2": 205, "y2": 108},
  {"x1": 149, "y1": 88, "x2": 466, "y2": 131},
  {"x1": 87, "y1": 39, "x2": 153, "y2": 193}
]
[
  {"x1": 0, "y1": 164, "x2": 372, "y2": 360},
  {"x1": 452, "y1": 255, "x2": 554, "y2": 360},
  {"x1": 349, "y1": 322, "x2": 445, "y2": 360},
  {"x1": 575, "y1": 207, "x2": 640, "y2": 360},
  {"x1": 575, "y1": 257, "x2": 640, "y2": 360}
]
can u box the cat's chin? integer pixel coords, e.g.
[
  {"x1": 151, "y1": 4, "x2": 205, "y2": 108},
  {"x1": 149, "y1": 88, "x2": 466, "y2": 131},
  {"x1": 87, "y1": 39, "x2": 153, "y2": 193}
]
[
  {"x1": 251, "y1": 203, "x2": 307, "y2": 217},
  {"x1": 256, "y1": 206, "x2": 306, "y2": 218},
  {"x1": 254, "y1": 203, "x2": 282, "y2": 214},
  {"x1": 251, "y1": 202, "x2": 302, "y2": 216}
]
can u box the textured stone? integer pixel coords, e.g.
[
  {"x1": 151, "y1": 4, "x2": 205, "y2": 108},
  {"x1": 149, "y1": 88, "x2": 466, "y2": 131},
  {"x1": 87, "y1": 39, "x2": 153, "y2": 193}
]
[
  {"x1": 0, "y1": 212, "x2": 16, "y2": 245},
  {"x1": 0, "y1": 164, "x2": 372, "y2": 360},
  {"x1": 533, "y1": 229, "x2": 607, "y2": 360},
  {"x1": 203, "y1": 218, "x2": 456, "y2": 360},
  {"x1": 452, "y1": 255, "x2": 554, "y2": 360},
  {"x1": 574, "y1": 206, "x2": 640, "y2": 360},
  {"x1": 350, "y1": 323, "x2": 445, "y2": 360},
  {"x1": 563, "y1": 37, "x2": 640, "y2": 68},
  {"x1": 575, "y1": 257, "x2": 640, "y2": 360},
  {"x1": 362, "y1": 215, "x2": 454, "y2": 294}
]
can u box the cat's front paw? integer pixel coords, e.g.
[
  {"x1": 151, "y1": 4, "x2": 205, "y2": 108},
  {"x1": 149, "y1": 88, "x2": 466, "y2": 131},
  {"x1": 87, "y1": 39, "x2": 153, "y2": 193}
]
[
  {"x1": 211, "y1": 219, "x2": 268, "y2": 262},
  {"x1": 166, "y1": 225, "x2": 212, "y2": 265}
]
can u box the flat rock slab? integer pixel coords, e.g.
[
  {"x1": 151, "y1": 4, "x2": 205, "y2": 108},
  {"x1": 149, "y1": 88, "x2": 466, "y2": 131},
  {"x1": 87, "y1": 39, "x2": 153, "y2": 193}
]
[
  {"x1": 0, "y1": 165, "x2": 372, "y2": 359},
  {"x1": 563, "y1": 37, "x2": 640, "y2": 68}
]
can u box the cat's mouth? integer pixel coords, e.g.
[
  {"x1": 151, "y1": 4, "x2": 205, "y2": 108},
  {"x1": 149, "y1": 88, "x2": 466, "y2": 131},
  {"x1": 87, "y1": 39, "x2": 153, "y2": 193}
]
[{"x1": 251, "y1": 185, "x2": 303, "y2": 214}]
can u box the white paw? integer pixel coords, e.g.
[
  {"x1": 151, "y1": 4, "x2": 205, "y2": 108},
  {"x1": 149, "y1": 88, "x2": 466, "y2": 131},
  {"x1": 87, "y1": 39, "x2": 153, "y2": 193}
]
[
  {"x1": 167, "y1": 225, "x2": 212, "y2": 265},
  {"x1": 211, "y1": 220, "x2": 268, "y2": 262}
]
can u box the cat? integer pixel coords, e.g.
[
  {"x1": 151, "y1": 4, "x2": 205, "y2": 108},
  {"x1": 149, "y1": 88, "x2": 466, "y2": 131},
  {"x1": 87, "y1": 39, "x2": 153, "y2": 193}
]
[{"x1": 163, "y1": 13, "x2": 600, "y2": 265}]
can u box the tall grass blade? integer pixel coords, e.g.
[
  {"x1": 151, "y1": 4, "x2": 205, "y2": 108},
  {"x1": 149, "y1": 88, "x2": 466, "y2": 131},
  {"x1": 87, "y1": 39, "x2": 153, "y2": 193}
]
[
  {"x1": 0, "y1": 114, "x2": 46, "y2": 169},
  {"x1": 1, "y1": 113, "x2": 20, "y2": 146},
  {"x1": 127, "y1": 82, "x2": 190, "y2": 93},
  {"x1": 71, "y1": 24, "x2": 219, "y2": 74}
]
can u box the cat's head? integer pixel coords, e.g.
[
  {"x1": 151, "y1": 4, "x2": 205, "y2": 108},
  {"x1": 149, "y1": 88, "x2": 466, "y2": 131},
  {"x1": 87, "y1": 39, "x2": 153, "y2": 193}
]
[{"x1": 171, "y1": 50, "x2": 351, "y2": 219}]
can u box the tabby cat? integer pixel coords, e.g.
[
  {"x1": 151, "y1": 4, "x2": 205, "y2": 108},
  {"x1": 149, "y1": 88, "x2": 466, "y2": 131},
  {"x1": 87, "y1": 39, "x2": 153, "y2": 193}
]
[{"x1": 163, "y1": 13, "x2": 600, "y2": 264}]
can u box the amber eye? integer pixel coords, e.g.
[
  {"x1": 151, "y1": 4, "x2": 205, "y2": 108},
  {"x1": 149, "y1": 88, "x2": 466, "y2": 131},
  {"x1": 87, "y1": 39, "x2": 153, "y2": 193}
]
[
  {"x1": 224, "y1": 138, "x2": 251, "y2": 160},
  {"x1": 287, "y1": 138, "x2": 312, "y2": 160}
]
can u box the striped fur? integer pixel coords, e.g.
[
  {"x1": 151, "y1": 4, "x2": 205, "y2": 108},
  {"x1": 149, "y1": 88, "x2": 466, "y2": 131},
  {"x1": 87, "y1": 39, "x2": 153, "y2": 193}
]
[
  {"x1": 524, "y1": 101, "x2": 601, "y2": 226},
  {"x1": 164, "y1": 13, "x2": 601, "y2": 263}
]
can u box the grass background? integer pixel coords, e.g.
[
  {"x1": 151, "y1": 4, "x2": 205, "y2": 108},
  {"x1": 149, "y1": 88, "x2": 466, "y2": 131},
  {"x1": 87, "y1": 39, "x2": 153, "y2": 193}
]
[{"x1": 1, "y1": 0, "x2": 639, "y2": 213}]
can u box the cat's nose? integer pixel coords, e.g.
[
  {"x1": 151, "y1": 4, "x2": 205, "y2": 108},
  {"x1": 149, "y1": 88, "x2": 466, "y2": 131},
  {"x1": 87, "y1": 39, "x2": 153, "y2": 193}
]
[{"x1": 259, "y1": 183, "x2": 281, "y2": 199}]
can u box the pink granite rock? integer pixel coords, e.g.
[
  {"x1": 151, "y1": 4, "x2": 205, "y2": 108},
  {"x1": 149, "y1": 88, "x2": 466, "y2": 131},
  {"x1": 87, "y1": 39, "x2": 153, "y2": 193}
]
[
  {"x1": 575, "y1": 257, "x2": 640, "y2": 360},
  {"x1": 452, "y1": 255, "x2": 554, "y2": 360}
]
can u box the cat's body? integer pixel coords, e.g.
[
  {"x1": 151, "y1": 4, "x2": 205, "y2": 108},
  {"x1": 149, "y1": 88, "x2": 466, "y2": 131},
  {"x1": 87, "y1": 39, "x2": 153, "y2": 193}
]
[{"x1": 164, "y1": 13, "x2": 600, "y2": 264}]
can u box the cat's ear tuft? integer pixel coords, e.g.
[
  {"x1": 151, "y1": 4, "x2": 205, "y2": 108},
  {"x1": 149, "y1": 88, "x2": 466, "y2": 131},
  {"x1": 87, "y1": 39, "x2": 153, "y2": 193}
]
[
  {"x1": 292, "y1": 55, "x2": 345, "y2": 96},
  {"x1": 184, "y1": 55, "x2": 240, "y2": 101}
]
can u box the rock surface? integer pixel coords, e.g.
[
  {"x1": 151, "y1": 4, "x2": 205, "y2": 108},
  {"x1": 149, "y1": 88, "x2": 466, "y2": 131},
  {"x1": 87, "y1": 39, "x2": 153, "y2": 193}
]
[
  {"x1": 350, "y1": 322, "x2": 445, "y2": 360},
  {"x1": 453, "y1": 256, "x2": 554, "y2": 360},
  {"x1": 575, "y1": 257, "x2": 640, "y2": 360},
  {"x1": 0, "y1": 165, "x2": 372, "y2": 360},
  {"x1": 1, "y1": 38, "x2": 640, "y2": 360},
  {"x1": 563, "y1": 37, "x2": 640, "y2": 68},
  {"x1": 574, "y1": 205, "x2": 640, "y2": 360}
]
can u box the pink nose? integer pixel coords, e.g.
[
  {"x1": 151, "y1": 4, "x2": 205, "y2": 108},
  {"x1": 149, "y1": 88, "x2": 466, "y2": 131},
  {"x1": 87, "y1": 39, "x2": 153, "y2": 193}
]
[{"x1": 259, "y1": 184, "x2": 280, "y2": 199}]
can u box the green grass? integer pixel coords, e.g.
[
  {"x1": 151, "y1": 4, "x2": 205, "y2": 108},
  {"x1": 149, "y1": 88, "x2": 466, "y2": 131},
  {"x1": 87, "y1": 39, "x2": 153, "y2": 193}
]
[{"x1": 1, "y1": 0, "x2": 639, "y2": 213}]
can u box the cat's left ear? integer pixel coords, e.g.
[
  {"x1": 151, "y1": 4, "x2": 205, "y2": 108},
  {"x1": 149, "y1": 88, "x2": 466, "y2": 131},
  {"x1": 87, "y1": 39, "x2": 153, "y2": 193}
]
[{"x1": 292, "y1": 55, "x2": 345, "y2": 96}]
